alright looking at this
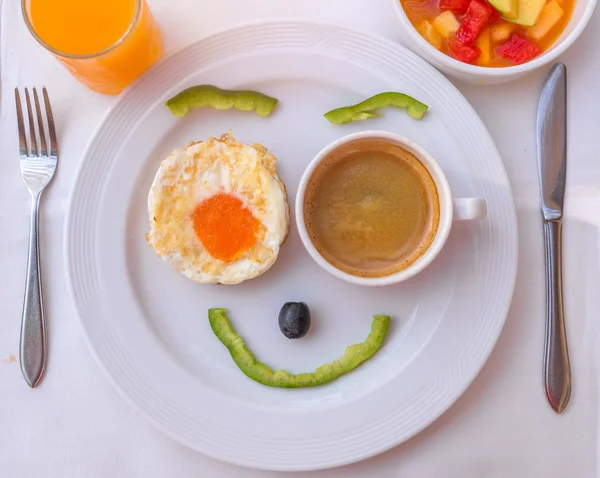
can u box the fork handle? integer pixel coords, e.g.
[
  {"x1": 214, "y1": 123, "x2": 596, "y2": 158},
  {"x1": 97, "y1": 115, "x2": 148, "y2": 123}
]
[{"x1": 20, "y1": 192, "x2": 46, "y2": 387}]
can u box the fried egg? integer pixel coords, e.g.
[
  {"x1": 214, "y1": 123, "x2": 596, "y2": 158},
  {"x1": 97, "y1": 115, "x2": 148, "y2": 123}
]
[{"x1": 147, "y1": 132, "x2": 290, "y2": 284}]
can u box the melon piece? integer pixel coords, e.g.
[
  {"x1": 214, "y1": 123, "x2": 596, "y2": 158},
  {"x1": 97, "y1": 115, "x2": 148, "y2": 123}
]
[
  {"x1": 488, "y1": 0, "x2": 518, "y2": 19},
  {"x1": 433, "y1": 11, "x2": 460, "y2": 37},
  {"x1": 417, "y1": 20, "x2": 444, "y2": 49},
  {"x1": 528, "y1": 0, "x2": 564, "y2": 40},
  {"x1": 476, "y1": 28, "x2": 491, "y2": 65},
  {"x1": 490, "y1": 23, "x2": 515, "y2": 42},
  {"x1": 508, "y1": 0, "x2": 545, "y2": 26}
]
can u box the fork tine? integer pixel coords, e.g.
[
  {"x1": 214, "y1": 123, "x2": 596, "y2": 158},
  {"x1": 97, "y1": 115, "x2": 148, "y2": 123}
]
[
  {"x1": 24, "y1": 88, "x2": 39, "y2": 157},
  {"x1": 15, "y1": 89, "x2": 27, "y2": 157},
  {"x1": 42, "y1": 88, "x2": 58, "y2": 157},
  {"x1": 33, "y1": 88, "x2": 48, "y2": 157}
]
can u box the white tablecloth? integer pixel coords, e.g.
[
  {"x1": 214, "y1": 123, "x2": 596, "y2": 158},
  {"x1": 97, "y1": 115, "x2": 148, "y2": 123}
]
[{"x1": 1, "y1": 0, "x2": 600, "y2": 476}]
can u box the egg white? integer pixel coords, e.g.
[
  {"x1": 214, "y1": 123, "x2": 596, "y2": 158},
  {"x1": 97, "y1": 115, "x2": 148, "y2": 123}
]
[{"x1": 147, "y1": 133, "x2": 289, "y2": 284}]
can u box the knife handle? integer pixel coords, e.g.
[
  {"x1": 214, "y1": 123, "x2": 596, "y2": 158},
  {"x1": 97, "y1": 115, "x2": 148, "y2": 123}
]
[{"x1": 543, "y1": 220, "x2": 571, "y2": 413}]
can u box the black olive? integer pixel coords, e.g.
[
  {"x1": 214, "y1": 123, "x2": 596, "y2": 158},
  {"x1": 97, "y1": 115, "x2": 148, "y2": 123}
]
[{"x1": 278, "y1": 302, "x2": 311, "y2": 339}]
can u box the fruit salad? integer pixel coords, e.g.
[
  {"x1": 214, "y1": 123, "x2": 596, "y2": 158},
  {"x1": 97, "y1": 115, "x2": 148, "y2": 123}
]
[{"x1": 401, "y1": 0, "x2": 574, "y2": 66}]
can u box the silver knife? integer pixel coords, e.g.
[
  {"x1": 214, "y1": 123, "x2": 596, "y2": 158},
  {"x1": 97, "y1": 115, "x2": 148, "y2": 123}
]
[{"x1": 537, "y1": 63, "x2": 571, "y2": 414}]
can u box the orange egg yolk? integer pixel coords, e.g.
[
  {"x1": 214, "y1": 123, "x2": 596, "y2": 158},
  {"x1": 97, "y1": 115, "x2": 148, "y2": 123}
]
[{"x1": 192, "y1": 193, "x2": 260, "y2": 262}]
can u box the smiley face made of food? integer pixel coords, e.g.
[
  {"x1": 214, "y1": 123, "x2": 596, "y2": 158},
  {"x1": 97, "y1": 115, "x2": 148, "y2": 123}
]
[{"x1": 147, "y1": 132, "x2": 290, "y2": 284}]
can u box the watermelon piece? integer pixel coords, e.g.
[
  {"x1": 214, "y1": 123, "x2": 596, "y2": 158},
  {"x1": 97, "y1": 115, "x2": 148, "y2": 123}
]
[
  {"x1": 488, "y1": 7, "x2": 501, "y2": 22},
  {"x1": 456, "y1": 0, "x2": 494, "y2": 45},
  {"x1": 439, "y1": 0, "x2": 470, "y2": 13},
  {"x1": 448, "y1": 37, "x2": 481, "y2": 64},
  {"x1": 496, "y1": 33, "x2": 542, "y2": 64}
]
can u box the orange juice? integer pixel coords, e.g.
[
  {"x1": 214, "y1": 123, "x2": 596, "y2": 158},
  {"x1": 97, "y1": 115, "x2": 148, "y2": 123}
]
[{"x1": 23, "y1": 0, "x2": 162, "y2": 94}]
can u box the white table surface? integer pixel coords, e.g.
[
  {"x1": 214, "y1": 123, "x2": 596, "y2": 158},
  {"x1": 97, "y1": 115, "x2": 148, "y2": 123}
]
[{"x1": 1, "y1": 0, "x2": 600, "y2": 476}]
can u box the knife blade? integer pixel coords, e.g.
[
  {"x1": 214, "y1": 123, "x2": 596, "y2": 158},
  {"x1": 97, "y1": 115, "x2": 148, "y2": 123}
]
[{"x1": 536, "y1": 63, "x2": 571, "y2": 414}]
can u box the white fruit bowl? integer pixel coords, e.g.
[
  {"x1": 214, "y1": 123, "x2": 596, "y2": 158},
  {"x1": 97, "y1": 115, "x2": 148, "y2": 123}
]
[{"x1": 391, "y1": 0, "x2": 598, "y2": 84}]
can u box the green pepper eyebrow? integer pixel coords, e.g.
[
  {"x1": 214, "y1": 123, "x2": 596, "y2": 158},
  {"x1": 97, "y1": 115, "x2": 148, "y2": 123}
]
[
  {"x1": 165, "y1": 85, "x2": 279, "y2": 118},
  {"x1": 324, "y1": 92, "x2": 428, "y2": 123}
]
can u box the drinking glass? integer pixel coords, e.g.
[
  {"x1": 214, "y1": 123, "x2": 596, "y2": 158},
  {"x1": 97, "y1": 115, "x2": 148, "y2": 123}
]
[{"x1": 22, "y1": 0, "x2": 163, "y2": 95}]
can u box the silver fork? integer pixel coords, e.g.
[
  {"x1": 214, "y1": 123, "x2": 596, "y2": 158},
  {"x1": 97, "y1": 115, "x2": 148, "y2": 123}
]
[{"x1": 15, "y1": 87, "x2": 58, "y2": 388}]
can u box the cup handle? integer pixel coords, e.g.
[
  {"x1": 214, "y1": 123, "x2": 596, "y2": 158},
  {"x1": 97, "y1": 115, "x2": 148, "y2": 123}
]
[{"x1": 453, "y1": 198, "x2": 487, "y2": 221}]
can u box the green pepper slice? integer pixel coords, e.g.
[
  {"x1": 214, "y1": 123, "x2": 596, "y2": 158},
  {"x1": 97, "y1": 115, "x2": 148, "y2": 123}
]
[
  {"x1": 324, "y1": 92, "x2": 428, "y2": 123},
  {"x1": 208, "y1": 308, "x2": 390, "y2": 388},
  {"x1": 165, "y1": 85, "x2": 279, "y2": 118}
]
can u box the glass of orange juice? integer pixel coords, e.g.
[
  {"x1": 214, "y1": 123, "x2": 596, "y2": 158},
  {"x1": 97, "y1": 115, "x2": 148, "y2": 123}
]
[{"x1": 22, "y1": 0, "x2": 163, "y2": 95}]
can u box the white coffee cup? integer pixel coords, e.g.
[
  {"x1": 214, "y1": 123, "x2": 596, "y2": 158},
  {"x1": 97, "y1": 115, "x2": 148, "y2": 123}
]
[{"x1": 296, "y1": 131, "x2": 486, "y2": 286}]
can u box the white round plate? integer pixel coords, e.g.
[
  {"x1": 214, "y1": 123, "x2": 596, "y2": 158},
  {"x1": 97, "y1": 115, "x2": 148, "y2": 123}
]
[{"x1": 65, "y1": 21, "x2": 517, "y2": 471}]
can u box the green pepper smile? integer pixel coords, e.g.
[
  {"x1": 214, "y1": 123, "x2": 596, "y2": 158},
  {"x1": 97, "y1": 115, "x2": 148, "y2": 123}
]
[{"x1": 208, "y1": 308, "x2": 390, "y2": 388}]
